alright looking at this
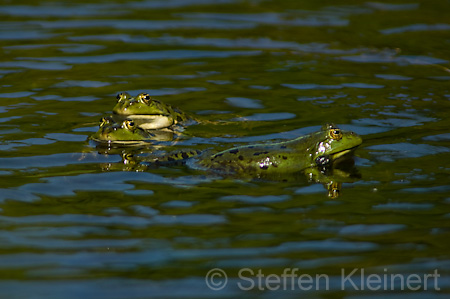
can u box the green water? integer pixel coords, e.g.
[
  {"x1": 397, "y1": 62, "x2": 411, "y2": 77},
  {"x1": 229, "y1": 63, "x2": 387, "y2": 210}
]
[{"x1": 0, "y1": 0, "x2": 449, "y2": 298}]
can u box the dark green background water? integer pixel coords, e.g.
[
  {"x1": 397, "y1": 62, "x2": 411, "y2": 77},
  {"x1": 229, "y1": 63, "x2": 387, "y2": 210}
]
[{"x1": 0, "y1": 0, "x2": 449, "y2": 298}]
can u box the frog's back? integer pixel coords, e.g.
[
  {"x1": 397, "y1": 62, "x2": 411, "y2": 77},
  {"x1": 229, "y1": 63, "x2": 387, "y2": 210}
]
[{"x1": 198, "y1": 137, "x2": 313, "y2": 175}]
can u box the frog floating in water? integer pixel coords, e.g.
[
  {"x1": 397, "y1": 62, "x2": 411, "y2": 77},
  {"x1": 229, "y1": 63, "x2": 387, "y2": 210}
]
[
  {"x1": 112, "y1": 92, "x2": 193, "y2": 130},
  {"x1": 197, "y1": 124, "x2": 362, "y2": 177},
  {"x1": 90, "y1": 118, "x2": 159, "y2": 146},
  {"x1": 145, "y1": 123, "x2": 362, "y2": 197},
  {"x1": 153, "y1": 124, "x2": 362, "y2": 177},
  {"x1": 90, "y1": 113, "x2": 180, "y2": 146}
]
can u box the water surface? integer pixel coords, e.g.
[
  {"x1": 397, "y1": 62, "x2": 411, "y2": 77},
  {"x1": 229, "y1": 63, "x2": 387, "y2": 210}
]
[{"x1": 0, "y1": 0, "x2": 449, "y2": 298}]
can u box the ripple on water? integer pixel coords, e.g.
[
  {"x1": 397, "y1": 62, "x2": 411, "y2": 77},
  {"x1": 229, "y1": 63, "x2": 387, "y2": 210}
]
[
  {"x1": 0, "y1": 278, "x2": 240, "y2": 299},
  {"x1": 338, "y1": 224, "x2": 406, "y2": 236},
  {"x1": 0, "y1": 171, "x2": 210, "y2": 201},
  {"x1": 29, "y1": 50, "x2": 262, "y2": 64},
  {"x1": 365, "y1": 2, "x2": 419, "y2": 11},
  {"x1": 375, "y1": 74, "x2": 413, "y2": 80},
  {"x1": 126, "y1": 87, "x2": 205, "y2": 96},
  {"x1": 233, "y1": 112, "x2": 296, "y2": 121},
  {"x1": 59, "y1": 44, "x2": 105, "y2": 54},
  {"x1": 225, "y1": 97, "x2": 264, "y2": 109},
  {"x1": 0, "y1": 212, "x2": 225, "y2": 229},
  {"x1": 176, "y1": 12, "x2": 349, "y2": 27},
  {"x1": 341, "y1": 54, "x2": 448, "y2": 65},
  {"x1": 0, "y1": 61, "x2": 71, "y2": 70},
  {"x1": 0, "y1": 153, "x2": 116, "y2": 170},
  {"x1": 0, "y1": 4, "x2": 123, "y2": 17},
  {"x1": 295, "y1": 256, "x2": 362, "y2": 269},
  {"x1": 0, "y1": 91, "x2": 35, "y2": 98},
  {"x1": 43, "y1": 96, "x2": 100, "y2": 102},
  {"x1": 44, "y1": 133, "x2": 88, "y2": 142},
  {"x1": 380, "y1": 23, "x2": 450, "y2": 35},
  {"x1": 207, "y1": 80, "x2": 232, "y2": 85},
  {"x1": 131, "y1": 205, "x2": 158, "y2": 216},
  {"x1": 228, "y1": 207, "x2": 274, "y2": 214},
  {"x1": 353, "y1": 111, "x2": 435, "y2": 128},
  {"x1": 0, "y1": 138, "x2": 55, "y2": 151},
  {"x1": 283, "y1": 82, "x2": 384, "y2": 90},
  {"x1": 274, "y1": 240, "x2": 378, "y2": 252},
  {"x1": 283, "y1": 83, "x2": 342, "y2": 90},
  {"x1": 160, "y1": 201, "x2": 196, "y2": 208},
  {"x1": 372, "y1": 203, "x2": 434, "y2": 211},
  {"x1": 341, "y1": 82, "x2": 384, "y2": 89},
  {"x1": 123, "y1": 190, "x2": 155, "y2": 196},
  {"x1": 367, "y1": 143, "x2": 449, "y2": 161},
  {"x1": 53, "y1": 80, "x2": 110, "y2": 88},
  {"x1": 423, "y1": 133, "x2": 450, "y2": 141},
  {"x1": 216, "y1": 257, "x2": 290, "y2": 268},
  {"x1": 30, "y1": 19, "x2": 256, "y2": 30},
  {"x1": 294, "y1": 184, "x2": 327, "y2": 195},
  {"x1": 401, "y1": 186, "x2": 450, "y2": 193},
  {"x1": 71, "y1": 34, "x2": 367, "y2": 55},
  {"x1": 0, "y1": 29, "x2": 57, "y2": 41},
  {"x1": 219, "y1": 194, "x2": 291, "y2": 203}
]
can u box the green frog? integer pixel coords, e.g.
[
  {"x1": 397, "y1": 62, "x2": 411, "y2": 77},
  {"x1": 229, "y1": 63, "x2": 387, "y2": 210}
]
[
  {"x1": 152, "y1": 124, "x2": 362, "y2": 176},
  {"x1": 146, "y1": 123, "x2": 361, "y2": 197},
  {"x1": 112, "y1": 92, "x2": 193, "y2": 130},
  {"x1": 89, "y1": 118, "x2": 156, "y2": 145},
  {"x1": 196, "y1": 124, "x2": 362, "y2": 176}
]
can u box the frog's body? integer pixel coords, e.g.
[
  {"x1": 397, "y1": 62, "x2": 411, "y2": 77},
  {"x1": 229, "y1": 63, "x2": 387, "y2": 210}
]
[
  {"x1": 151, "y1": 124, "x2": 362, "y2": 178},
  {"x1": 112, "y1": 92, "x2": 193, "y2": 130},
  {"x1": 196, "y1": 124, "x2": 362, "y2": 176}
]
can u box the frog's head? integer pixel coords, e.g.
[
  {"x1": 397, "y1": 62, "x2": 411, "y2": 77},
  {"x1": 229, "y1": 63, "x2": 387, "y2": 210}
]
[
  {"x1": 112, "y1": 92, "x2": 170, "y2": 116},
  {"x1": 90, "y1": 119, "x2": 151, "y2": 143},
  {"x1": 310, "y1": 123, "x2": 362, "y2": 163}
]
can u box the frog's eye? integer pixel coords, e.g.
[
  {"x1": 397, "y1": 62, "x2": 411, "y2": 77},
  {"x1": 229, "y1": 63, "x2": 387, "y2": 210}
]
[
  {"x1": 138, "y1": 93, "x2": 151, "y2": 104},
  {"x1": 99, "y1": 117, "x2": 111, "y2": 127},
  {"x1": 116, "y1": 92, "x2": 130, "y2": 102},
  {"x1": 329, "y1": 128, "x2": 342, "y2": 140},
  {"x1": 322, "y1": 123, "x2": 336, "y2": 131},
  {"x1": 124, "y1": 120, "x2": 135, "y2": 130}
]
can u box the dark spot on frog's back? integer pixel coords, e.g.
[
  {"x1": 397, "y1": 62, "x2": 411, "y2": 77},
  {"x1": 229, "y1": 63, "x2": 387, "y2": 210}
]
[
  {"x1": 280, "y1": 145, "x2": 287, "y2": 149},
  {"x1": 253, "y1": 151, "x2": 269, "y2": 156},
  {"x1": 181, "y1": 152, "x2": 189, "y2": 159},
  {"x1": 229, "y1": 149, "x2": 239, "y2": 154},
  {"x1": 238, "y1": 155, "x2": 244, "y2": 160}
]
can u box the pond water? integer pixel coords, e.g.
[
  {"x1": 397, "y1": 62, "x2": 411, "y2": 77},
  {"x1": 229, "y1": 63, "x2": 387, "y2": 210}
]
[{"x1": 0, "y1": 0, "x2": 449, "y2": 298}]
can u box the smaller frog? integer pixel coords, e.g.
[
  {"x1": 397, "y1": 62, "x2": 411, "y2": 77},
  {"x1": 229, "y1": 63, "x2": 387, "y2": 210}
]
[
  {"x1": 90, "y1": 118, "x2": 155, "y2": 145},
  {"x1": 112, "y1": 92, "x2": 193, "y2": 130}
]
